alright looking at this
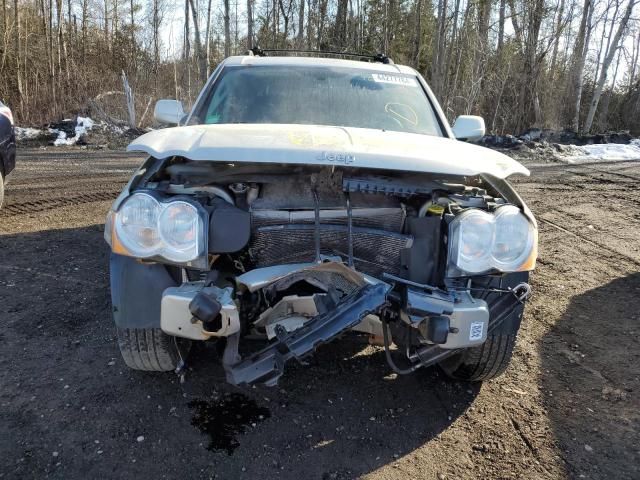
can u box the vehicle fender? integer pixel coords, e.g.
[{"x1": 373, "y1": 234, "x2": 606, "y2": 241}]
[{"x1": 110, "y1": 253, "x2": 178, "y2": 329}]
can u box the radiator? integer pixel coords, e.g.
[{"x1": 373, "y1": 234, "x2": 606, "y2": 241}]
[
  {"x1": 248, "y1": 223, "x2": 413, "y2": 277},
  {"x1": 251, "y1": 207, "x2": 406, "y2": 232}
]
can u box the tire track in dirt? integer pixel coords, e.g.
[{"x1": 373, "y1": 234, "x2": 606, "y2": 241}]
[
  {"x1": 0, "y1": 191, "x2": 120, "y2": 217},
  {"x1": 566, "y1": 166, "x2": 640, "y2": 182},
  {"x1": 0, "y1": 264, "x2": 101, "y2": 287},
  {"x1": 538, "y1": 217, "x2": 640, "y2": 268},
  {"x1": 17, "y1": 149, "x2": 145, "y2": 160}
]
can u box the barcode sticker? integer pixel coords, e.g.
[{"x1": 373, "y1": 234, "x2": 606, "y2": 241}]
[
  {"x1": 371, "y1": 73, "x2": 418, "y2": 87},
  {"x1": 469, "y1": 322, "x2": 484, "y2": 341}
]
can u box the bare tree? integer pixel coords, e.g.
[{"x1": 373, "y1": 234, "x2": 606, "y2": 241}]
[
  {"x1": 103, "y1": 0, "x2": 108, "y2": 43},
  {"x1": 183, "y1": 0, "x2": 190, "y2": 60},
  {"x1": 13, "y1": 0, "x2": 22, "y2": 112},
  {"x1": 334, "y1": 0, "x2": 348, "y2": 48},
  {"x1": 497, "y1": 0, "x2": 506, "y2": 54},
  {"x1": 81, "y1": 0, "x2": 88, "y2": 63},
  {"x1": 205, "y1": 0, "x2": 212, "y2": 71},
  {"x1": 628, "y1": 29, "x2": 640, "y2": 94},
  {"x1": 549, "y1": 0, "x2": 566, "y2": 75},
  {"x1": 431, "y1": 0, "x2": 448, "y2": 96},
  {"x1": 296, "y1": 0, "x2": 304, "y2": 47},
  {"x1": 584, "y1": 0, "x2": 639, "y2": 132},
  {"x1": 568, "y1": 0, "x2": 593, "y2": 131},
  {"x1": 151, "y1": 0, "x2": 162, "y2": 93},
  {"x1": 224, "y1": 0, "x2": 231, "y2": 57},
  {"x1": 412, "y1": 0, "x2": 422, "y2": 68},
  {"x1": 130, "y1": 0, "x2": 137, "y2": 73},
  {"x1": 187, "y1": 0, "x2": 207, "y2": 83},
  {"x1": 247, "y1": 0, "x2": 254, "y2": 49}
]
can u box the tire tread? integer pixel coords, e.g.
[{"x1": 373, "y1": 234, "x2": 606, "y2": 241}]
[
  {"x1": 116, "y1": 328, "x2": 180, "y2": 372},
  {"x1": 441, "y1": 334, "x2": 517, "y2": 381}
]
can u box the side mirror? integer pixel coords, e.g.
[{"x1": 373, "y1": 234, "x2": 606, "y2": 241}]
[
  {"x1": 452, "y1": 115, "x2": 485, "y2": 142},
  {"x1": 154, "y1": 99, "x2": 186, "y2": 125}
]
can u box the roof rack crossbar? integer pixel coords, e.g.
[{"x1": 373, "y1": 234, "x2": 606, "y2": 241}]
[{"x1": 247, "y1": 47, "x2": 393, "y2": 65}]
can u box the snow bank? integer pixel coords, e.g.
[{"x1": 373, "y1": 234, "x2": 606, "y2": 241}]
[
  {"x1": 14, "y1": 116, "x2": 136, "y2": 148},
  {"x1": 15, "y1": 117, "x2": 98, "y2": 146},
  {"x1": 566, "y1": 142, "x2": 640, "y2": 163},
  {"x1": 52, "y1": 116, "x2": 95, "y2": 146},
  {"x1": 14, "y1": 126, "x2": 44, "y2": 141}
]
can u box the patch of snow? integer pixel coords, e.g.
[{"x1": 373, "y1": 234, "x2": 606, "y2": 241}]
[
  {"x1": 77, "y1": 116, "x2": 95, "y2": 131},
  {"x1": 107, "y1": 123, "x2": 127, "y2": 135},
  {"x1": 565, "y1": 142, "x2": 640, "y2": 163},
  {"x1": 14, "y1": 126, "x2": 44, "y2": 141},
  {"x1": 51, "y1": 129, "x2": 68, "y2": 146},
  {"x1": 52, "y1": 116, "x2": 96, "y2": 146}
]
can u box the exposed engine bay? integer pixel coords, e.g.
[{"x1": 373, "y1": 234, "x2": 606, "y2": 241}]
[{"x1": 108, "y1": 157, "x2": 533, "y2": 386}]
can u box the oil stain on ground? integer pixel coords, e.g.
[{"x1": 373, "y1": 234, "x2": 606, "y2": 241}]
[{"x1": 188, "y1": 392, "x2": 271, "y2": 454}]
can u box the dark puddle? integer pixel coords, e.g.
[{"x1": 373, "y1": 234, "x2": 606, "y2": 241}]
[{"x1": 188, "y1": 392, "x2": 271, "y2": 454}]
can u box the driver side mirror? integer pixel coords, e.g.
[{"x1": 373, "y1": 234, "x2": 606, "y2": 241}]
[
  {"x1": 452, "y1": 115, "x2": 485, "y2": 142},
  {"x1": 154, "y1": 99, "x2": 186, "y2": 125}
]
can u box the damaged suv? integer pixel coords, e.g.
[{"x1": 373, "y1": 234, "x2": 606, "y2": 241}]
[{"x1": 105, "y1": 53, "x2": 536, "y2": 386}]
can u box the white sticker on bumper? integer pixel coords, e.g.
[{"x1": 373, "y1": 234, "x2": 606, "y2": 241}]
[{"x1": 469, "y1": 321, "x2": 484, "y2": 341}]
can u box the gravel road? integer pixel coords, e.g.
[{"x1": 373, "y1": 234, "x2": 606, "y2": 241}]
[{"x1": 1, "y1": 149, "x2": 638, "y2": 479}]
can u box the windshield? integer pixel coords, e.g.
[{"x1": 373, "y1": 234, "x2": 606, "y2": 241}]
[{"x1": 194, "y1": 65, "x2": 443, "y2": 136}]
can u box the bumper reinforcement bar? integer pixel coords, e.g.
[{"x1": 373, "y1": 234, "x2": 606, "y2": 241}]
[{"x1": 224, "y1": 282, "x2": 391, "y2": 386}]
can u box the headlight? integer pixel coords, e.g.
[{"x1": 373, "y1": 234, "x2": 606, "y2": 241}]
[
  {"x1": 108, "y1": 193, "x2": 207, "y2": 267},
  {"x1": 115, "y1": 193, "x2": 161, "y2": 256},
  {"x1": 448, "y1": 206, "x2": 537, "y2": 276},
  {"x1": 492, "y1": 205, "x2": 535, "y2": 270},
  {"x1": 158, "y1": 202, "x2": 202, "y2": 262},
  {"x1": 450, "y1": 209, "x2": 494, "y2": 274}
]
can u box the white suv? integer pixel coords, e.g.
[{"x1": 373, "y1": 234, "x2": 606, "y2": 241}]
[{"x1": 105, "y1": 53, "x2": 536, "y2": 386}]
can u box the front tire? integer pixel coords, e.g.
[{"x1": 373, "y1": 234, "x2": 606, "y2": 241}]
[
  {"x1": 439, "y1": 334, "x2": 517, "y2": 381},
  {"x1": 116, "y1": 328, "x2": 189, "y2": 372}
]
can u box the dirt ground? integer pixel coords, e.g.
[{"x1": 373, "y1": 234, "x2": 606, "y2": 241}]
[{"x1": 0, "y1": 148, "x2": 638, "y2": 480}]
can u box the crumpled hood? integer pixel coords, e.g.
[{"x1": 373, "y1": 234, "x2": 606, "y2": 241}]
[{"x1": 127, "y1": 124, "x2": 529, "y2": 178}]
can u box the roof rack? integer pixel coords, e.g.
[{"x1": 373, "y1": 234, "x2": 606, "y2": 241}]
[{"x1": 247, "y1": 47, "x2": 394, "y2": 65}]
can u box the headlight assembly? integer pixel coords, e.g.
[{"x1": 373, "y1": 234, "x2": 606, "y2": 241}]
[
  {"x1": 450, "y1": 209, "x2": 494, "y2": 274},
  {"x1": 115, "y1": 193, "x2": 162, "y2": 256},
  {"x1": 492, "y1": 205, "x2": 536, "y2": 270},
  {"x1": 158, "y1": 201, "x2": 202, "y2": 263},
  {"x1": 108, "y1": 193, "x2": 207, "y2": 268},
  {"x1": 448, "y1": 206, "x2": 537, "y2": 276}
]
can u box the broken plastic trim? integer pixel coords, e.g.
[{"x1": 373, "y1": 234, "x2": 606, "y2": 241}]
[{"x1": 224, "y1": 282, "x2": 391, "y2": 386}]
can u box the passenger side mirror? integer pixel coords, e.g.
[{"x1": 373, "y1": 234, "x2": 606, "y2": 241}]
[
  {"x1": 452, "y1": 115, "x2": 485, "y2": 142},
  {"x1": 154, "y1": 99, "x2": 186, "y2": 125}
]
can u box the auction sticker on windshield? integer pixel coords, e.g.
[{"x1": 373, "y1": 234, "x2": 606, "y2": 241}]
[{"x1": 371, "y1": 73, "x2": 418, "y2": 87}]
